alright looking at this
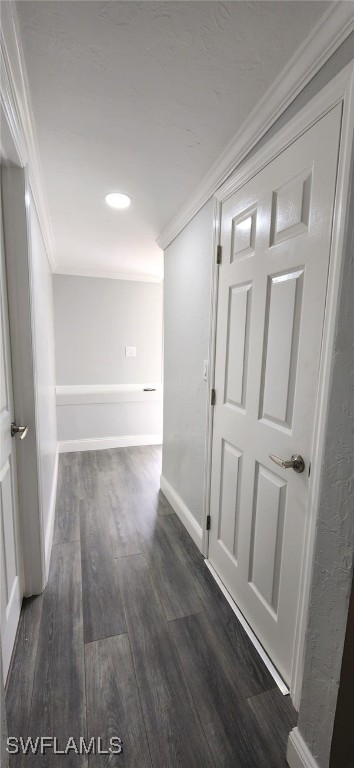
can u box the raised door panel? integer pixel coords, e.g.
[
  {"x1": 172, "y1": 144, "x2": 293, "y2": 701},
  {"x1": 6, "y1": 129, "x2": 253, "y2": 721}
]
[
  {"x1": 224, "y1": 283, "x2": 252, "y2": 411},
  {"x1": 270, "y1": 169, "x2": 312, "y2": 245},
  {"x1": 218, "y1": 440, "x2": 242, "y2": 561},
  {"x1": 231, "y1": 207, "x2": 257, "y2": 261},
  {"x1": 260, "y1": 270, "x2": 304, "y2": 429},
  {"x1": 249, "y1": 464, "x2": 286, "y2": 616}
]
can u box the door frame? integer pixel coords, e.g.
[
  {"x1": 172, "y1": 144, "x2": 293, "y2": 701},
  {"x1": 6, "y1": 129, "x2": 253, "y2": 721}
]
[
  {"x1": 0, "y1": 174, "x2": 24, "y2": 678},
  {"x1": 0, "y1": 1, "x2": 56, "y2": 600},
  {"x1": 1, "y1": 164, "x2": 46, "y2": 598},
  {"x1": 0, "y1": 128, "x2": 47, "y2": 600},
  {"x1": 202, "y1": 61, "x2": 354, "y2": 708}
]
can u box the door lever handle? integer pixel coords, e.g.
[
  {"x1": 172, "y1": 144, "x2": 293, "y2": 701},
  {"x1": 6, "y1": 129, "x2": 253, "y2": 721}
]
[
  {"x1": 11, "y1": 423, "x2": 29, "y2": 440},
  {"x1": 269, "y1": 453, "x2": 305, "y2": 473}
]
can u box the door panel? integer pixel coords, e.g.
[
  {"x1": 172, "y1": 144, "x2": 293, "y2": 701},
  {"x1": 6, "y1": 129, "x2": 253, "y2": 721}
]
[
  {"x1": 224, "y1": 283, "x2": 252, "y2": 409},
  {"x1": 270, "y1": 168, "x2": 312, "y2": 244},
  {"x1": 209, "y1": 105, "x2": 342, "y2": 684},
  {"x1": 218, "y1": 440, "x2": 242, "y2": 560},
  {"x1": 260, "y1": 269, "x2": 304, "y2": 428},
  {"x1": 249, "y1": 463, "x2": 286, "y2": 614},
  {"x1": 0, "y1": 169, "x2": 22, "y2": 680},
  {"x1": 232, "y1": 207, "x2": 257, "y2": 260}
]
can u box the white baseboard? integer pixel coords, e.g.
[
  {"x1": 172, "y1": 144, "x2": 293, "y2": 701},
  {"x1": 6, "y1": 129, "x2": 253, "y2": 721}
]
[
  {"x1": 58, "y1": 434, "x2": 163, "y2": 453},
  {"x1": 160, "y1": 475, "x2": 203, "y2": 551},
  {"x1": 287, "y1": 728, "x2": 320, "y2": 768},
  {"x1": 44, "y1": 447, "x2": 59, "y2": 581}
]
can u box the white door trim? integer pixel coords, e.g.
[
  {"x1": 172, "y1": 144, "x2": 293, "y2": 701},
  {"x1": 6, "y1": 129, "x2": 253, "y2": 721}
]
[
  {"x1": 203, "y1": 61, "x2": 354, "y2": 708},
  {"x1": 201, "y1": 196, "x2": 221, "y2": 557},
  {"x1": 1, "y1": 165, "x2": 46, "y2": 597},
  {"x1": 287, "y1": 728, "x2": 320, "y2": 768}
]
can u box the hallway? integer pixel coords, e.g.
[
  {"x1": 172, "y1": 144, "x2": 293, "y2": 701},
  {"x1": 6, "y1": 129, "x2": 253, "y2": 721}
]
[{"x1": 6, "y1": 446, "x2": 296, "y2": 767}]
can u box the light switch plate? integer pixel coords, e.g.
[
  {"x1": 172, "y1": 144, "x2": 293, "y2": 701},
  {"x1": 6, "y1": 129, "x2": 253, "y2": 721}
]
[{"x1": 125, "y1": 346, "x2": 136, "y2": 357}]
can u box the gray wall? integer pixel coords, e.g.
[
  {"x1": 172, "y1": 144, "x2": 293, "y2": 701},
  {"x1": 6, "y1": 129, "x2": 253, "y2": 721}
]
[
  {"x1": 53, "y1": 275, "x2": 163, "y2": 386},
  {"x1": 57, "y1": 400, "x2": 163, "y2": 443},
  {"x1": 29, "y1": 196, "x2": 58, "y2": 556},
  {"x1": 53, "y1": 276, "x2": 163, "y2": 444},
  {"x1": 162, "y1": 198, "x2": 214, "y2": 527},
  {"x1": 330, "y1": 573, "x2": 354, "y2": 768}
]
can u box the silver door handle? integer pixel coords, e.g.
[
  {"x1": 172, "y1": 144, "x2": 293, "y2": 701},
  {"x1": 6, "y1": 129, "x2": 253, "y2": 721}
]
[
  {"x1": 269, "y1": 453, "x2": 305, "y2": 473},
  {"x1": 11, "y1": 422, "x2": 29, "y2": 440}
]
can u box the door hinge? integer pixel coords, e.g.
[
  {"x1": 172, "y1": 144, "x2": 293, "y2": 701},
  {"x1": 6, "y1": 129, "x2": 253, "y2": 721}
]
[
  {"x1": 216, "y1": 244, "x2": 222, "y2": 265},
  {"x1": 206, "y1": 515, "x2": 211, "y2": 531},
  {"x1": 210, "y1": 388, "x2": 216, "y2": 406}
]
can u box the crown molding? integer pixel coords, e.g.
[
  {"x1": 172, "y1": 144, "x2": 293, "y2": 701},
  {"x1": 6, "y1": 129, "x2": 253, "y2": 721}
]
[
  {"x1": 54, "y1": 265, "x2": 163, "y2": 283},
  {"x1": 157, "y1": 2, "x2": 354, "y2": 250},
  {"x1": 0, "y1": 1, "x2": 56, "y2": 270},
  {"x1": 216, "y1": 62, "x2": 354, "y2": 205}
]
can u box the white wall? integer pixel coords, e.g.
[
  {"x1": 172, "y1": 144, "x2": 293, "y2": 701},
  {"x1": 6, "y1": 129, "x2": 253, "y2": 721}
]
[
  {"x1": 53, "y1": 275, "x2": 163, "y2": 447},
  {"x1": 162, "y1": 198, "x2": 214, "y2": 533},
  {"x1": 29, "y1": 195, "x2": 58, "y2": 572}
]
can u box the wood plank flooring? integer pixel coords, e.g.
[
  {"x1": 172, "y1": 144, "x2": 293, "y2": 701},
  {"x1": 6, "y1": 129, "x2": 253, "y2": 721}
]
[
  {"x1": 27, "y1": 541, "x2": 86, "y2": 767},
  {"x1": 85, "y1": 634, "x2": 151, "y2": 767},
  {"x1": 5, "y1": 446, "x2": 296, "y2": 766}
]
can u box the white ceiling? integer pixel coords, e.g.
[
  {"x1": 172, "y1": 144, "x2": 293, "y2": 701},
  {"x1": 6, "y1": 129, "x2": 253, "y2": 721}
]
[{"x1": 17, "y1": 1, "x2": 330, "y2": 281}]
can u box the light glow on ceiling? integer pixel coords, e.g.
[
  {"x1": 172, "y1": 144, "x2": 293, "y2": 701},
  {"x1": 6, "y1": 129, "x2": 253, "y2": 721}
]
[{"x1": 105, "y1": 192, "x2": 131, "y2": 209}]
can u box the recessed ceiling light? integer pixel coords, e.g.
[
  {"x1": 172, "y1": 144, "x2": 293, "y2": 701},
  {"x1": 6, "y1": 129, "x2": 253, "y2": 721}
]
[{"x1": 105, "y1": 192, "x2": 131, "y2": 210}]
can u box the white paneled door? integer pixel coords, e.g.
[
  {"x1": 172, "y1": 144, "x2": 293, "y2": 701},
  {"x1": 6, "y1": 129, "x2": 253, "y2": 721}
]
[
  {"x1": 0, "y1": 169, "x2": 23, "y2": 680},
  {"x1": 209, "y1": 105, "x2": 342, "y2": 685}
]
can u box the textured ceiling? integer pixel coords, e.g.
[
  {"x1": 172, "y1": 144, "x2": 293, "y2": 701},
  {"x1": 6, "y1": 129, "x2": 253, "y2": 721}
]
[{"x1": 17, "y1": 1, "x2": 330, "y2": 279}]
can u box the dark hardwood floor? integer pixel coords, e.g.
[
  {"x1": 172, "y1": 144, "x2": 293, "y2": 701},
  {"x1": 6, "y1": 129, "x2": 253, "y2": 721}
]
[{"x1": 5, "y1": 446, "x2": 296, "y2": 766}]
